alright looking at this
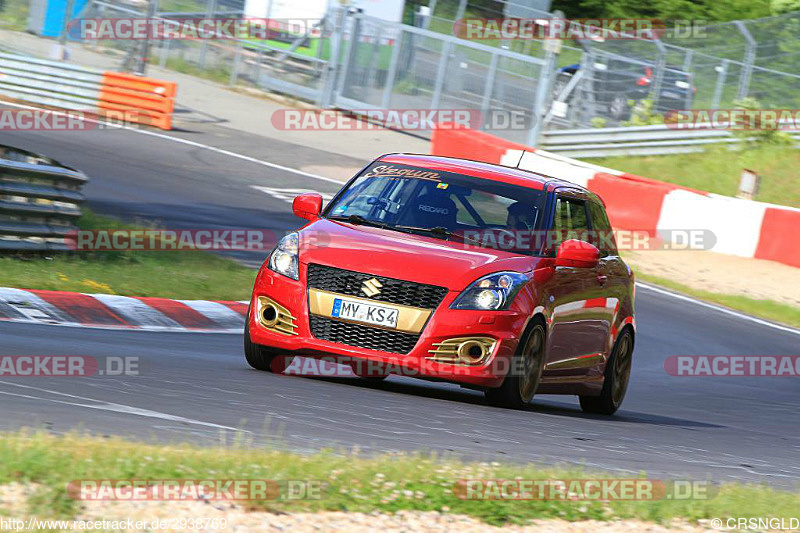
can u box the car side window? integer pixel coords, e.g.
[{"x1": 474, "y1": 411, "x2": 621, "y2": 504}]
[
  {"x1": 587, "y1": 200, "x2": 618, "y2": 257},
  {"x1": 552, "y1": 196, "x2": 590, "y2": 251}
]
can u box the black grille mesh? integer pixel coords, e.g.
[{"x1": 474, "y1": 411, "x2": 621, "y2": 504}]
[
  {"x1": 309, "y1": 315, "x2": 420, "y2": 354},
  {"x1": 306, "y1": 264, "x2": 448, "y2": 309}
]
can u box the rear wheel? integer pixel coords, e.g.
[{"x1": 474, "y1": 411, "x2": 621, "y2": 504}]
[
  {"x1": 484, "y1": 321, "x2": 546, "y2": 409},
  {"x1": 244, "y1": 310, "x2": 292, "y2": 372},
  {"x1": 579, "y1": 329, "x2": 633, "y2": 415}
]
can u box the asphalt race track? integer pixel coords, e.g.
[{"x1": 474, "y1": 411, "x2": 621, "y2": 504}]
[{"x1": 1, "y1": 114, "x2": 798, "y2": 489}]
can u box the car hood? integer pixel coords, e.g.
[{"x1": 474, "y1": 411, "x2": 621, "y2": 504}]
[{"x1": 299, "y1": 219, "x2": 538, "y2": 291}]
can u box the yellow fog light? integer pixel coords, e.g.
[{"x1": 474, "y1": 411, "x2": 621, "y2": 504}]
[
  {"x1": 256, "y1": 296, "x2": 298, "y2": 336},
  {"x1": 428, "y1": 337, "x2": 497, "y2": 365}
]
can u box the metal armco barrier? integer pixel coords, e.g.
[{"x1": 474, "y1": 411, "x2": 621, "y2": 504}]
[
  {"x1": 0, "y1": 53, "x2": 177, "y2": 130},
  {"x1": 0, "y1": 148, "x2": 88, "y2": 251},
  {"x1": 539, "y1": 125, "x2": 800, "y2": 158}
]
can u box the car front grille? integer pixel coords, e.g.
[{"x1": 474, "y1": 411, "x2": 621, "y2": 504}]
[
  {"x1": 306, "y1": 263, "x2": 449, "y2": 309},
  {"x1": 309, "y1": 315, "x2": 420, "y2": 355}
]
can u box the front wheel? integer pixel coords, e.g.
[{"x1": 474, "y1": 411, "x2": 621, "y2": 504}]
[
  {"x1": 484, "y1": 321, "x2": 546, "y2": 409},
  {"x1": 579, "y1": 329, "x2": 633, "y2": 415},
  {"x1": 244, "y1": 312, "x2": 292, "y2": 372}
]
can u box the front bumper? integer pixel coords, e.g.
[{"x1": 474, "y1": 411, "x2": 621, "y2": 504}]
[{"x1": 248, "y1": 264, "x2": 529, "y2": 388}]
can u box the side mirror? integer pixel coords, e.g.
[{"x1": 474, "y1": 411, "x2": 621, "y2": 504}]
[
  {"x1": 555, "y1": 239, "x2": 600, "y2": 268},
  {"x1": 292, "y1": 193, "x2": 323, "y2": 221}
]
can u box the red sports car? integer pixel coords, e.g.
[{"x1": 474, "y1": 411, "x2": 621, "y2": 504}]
[{"x1": 246, "y1": 154, "x2": 636, "y2": 414}]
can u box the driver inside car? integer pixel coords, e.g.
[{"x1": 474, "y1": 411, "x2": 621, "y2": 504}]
[{"x1": 506, "y1": 202, "x2": 537, "y2": 230}]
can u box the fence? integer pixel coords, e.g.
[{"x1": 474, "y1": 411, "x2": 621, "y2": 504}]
[
  {"x1": 18, "y1": 0, "x2": 800, "y2": 146},
  {"x1": 0, "y1": 147, "x2": 88, "y2": 251}
]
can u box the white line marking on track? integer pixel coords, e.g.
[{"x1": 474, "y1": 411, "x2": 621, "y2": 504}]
[
  {"x1": 0, "y1": 101, "x2": 343, "y2": 184},
  {"x1": 635, "y1": 282, "x2": 800, "y2": 337},
  {"x1": 0, "y1": 381, "x2": 245, "y2": 431}
]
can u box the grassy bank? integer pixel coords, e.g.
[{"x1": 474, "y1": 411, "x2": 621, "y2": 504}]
[
  {"x1": 0, "y1": 211, "x2": 258, "y2": 301},
  {"x1": 585, "y1": 146, "x2": 800, "y2": 208},
  {"x1": 2, "y1": 431, "x2": 798, "y2": 525},
  {"x1": 635, "y1": 272, "x2": 800, "y2": 329}
]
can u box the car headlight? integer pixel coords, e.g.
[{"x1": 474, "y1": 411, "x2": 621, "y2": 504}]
[
  {"x1": 451, "y1": 272, "x2": 528, "y2": 311},
  {"x1": 268, "y1": 232, "x2": 299, "y2": 280}
]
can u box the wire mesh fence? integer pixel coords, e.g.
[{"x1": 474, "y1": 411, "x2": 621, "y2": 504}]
[{"x1": 14, "y1": 0, "x2": 800, "y2": 141}]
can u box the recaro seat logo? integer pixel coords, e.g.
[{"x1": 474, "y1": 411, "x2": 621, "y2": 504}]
[
  {"x1": 361, "y1": 278, "x2": 383, "y2": 297},
  {"x1": 419, "y1": 204, "x2": 449, "y2": 214}
]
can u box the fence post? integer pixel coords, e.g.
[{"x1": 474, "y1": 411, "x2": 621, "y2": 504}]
[
  {"x1": 712, "y1": 59, "x2": 729, "y2": 109},
  {"x1": 381, "y1": 27, "x2": 404, "y2": 109},
  {"x1": 527, "y1": 45, "x2": 556, "y2": 146},
  {"x1": 159, "y1": 37, "x2": 170, "y2": 69},
  {"x1": 321, "y1": 7, "x2": 347, "y2": 108},
  {"x1": 429, "y1": 40, "x2": 452, "y2": 111},
  {"x1": 424, "y1": 0, "x2": 437, "y2": 29},
  {"x1": 682, "y1": 50, "x2": 694, "y2": 110},
  {"x1": 455, "y1": 0, "x2": 467, "y2": 21},
  {"x1": 198, "y1": 0, "x2": 217, "y2": 69},
  {"x1": 735, "y1": 21, "x2": 755, "y2": 100},
  {"x1": 335, "y1": 9, "x2": 362, "y2": 103},
  {"x1": 480, "y1": 52, "x2": 499, "y2": 130},
  {"x1": 649, "y1": 39, "x2": 666, "y2": 112},
  {"x1": 229, "y1": 41, "x2": 242, "y2": 86}
]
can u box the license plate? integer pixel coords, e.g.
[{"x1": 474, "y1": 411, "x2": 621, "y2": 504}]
[{"x1": 331, "y1": 298, "x2": 399, "y2": 329}]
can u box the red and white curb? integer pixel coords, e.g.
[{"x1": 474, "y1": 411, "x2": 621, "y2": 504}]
[
  {"x1": 0, "y1": 288, "x2": 247, "y2": 333},
  {"x1": 432, "y1": 127, "x2": 800, "y2": 269}
]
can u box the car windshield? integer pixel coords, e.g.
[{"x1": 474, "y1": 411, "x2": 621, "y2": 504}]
[{"x1": 324, "y1": 162, "x2": 547, "y2": 255}]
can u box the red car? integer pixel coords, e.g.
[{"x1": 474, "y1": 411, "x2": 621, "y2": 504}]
[{"x1": 246, "y1": 154, "x2": 636, "y2": 414}]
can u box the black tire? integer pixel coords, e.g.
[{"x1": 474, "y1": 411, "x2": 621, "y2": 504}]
[
  {"x1": 579, "y1": 329, "x2": 634, "y2": 415},
  {"x1": 244, "y1": 310, "x2": 291, "y2": 372},
  {"x1": 484, "y1": 320, "x2": 546, "y2": 409}
]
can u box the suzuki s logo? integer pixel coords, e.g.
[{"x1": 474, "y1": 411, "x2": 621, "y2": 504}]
[{"x1": 361, "y1": 278, "x2": 383, "y2": 297}]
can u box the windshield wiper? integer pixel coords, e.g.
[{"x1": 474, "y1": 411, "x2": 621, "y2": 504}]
[
  {"x1": 328, "y1": 214, "x2": 388, "y2": 229},
  {"x1": 391, "y1": 225, "x2": 480, "y2": 245}
]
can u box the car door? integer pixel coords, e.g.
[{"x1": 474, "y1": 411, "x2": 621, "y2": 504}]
[{"x1": 544, "y1": 192, "x2": 602, "y2": 375}]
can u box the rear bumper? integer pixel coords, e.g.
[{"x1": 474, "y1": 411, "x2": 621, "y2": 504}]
[{"x1": 248, "y1": 265, "x2": 529, "y2": 388}]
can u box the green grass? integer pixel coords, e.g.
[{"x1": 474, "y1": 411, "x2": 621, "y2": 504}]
[
  {"x1": 635, "y1": 271, "x2": 800, "y2": 329},
  {"x1": 585, "y1": 146, "x2": 800, "y2": 208},
  {"x1": 2, "y1": 431, "x2": 798, "y2": 525},
  {"x1": 0, "y1": 211, "x2": 257, "y2": 300},
  {"x1": 0, "y1": 0, "x2": 29, "y2": 31},
  {"x1": 164, "y1": 56, "x2": 233, "y2": 85}
]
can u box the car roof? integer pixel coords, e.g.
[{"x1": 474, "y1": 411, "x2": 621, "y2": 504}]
[{"x1": 379, "y1": 153, "x2": 587, "y2": 193}]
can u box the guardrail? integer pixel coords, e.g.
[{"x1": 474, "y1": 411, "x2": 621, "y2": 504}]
[
  {"x1": 539, "y1": 125, "x2": 800, "y2": 158},
  {"x1": 0, "y1": 148, "x2": 88, "y2": 251},
  {"x1": 0, "y1": 53, "x2": 177, "y2": 129}
]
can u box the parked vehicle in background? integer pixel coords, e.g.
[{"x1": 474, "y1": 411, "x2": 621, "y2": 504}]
[{"x1": 553, "y1": 57, "x2": 695, "y2": 120}]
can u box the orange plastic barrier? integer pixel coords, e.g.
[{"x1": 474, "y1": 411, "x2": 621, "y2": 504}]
[
  {"x1": 754, "y1": 208, "x2": 800, "y2": 268},
  {"x1": 98, "y1": 72, "x2": 177, "y2": 130}
]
